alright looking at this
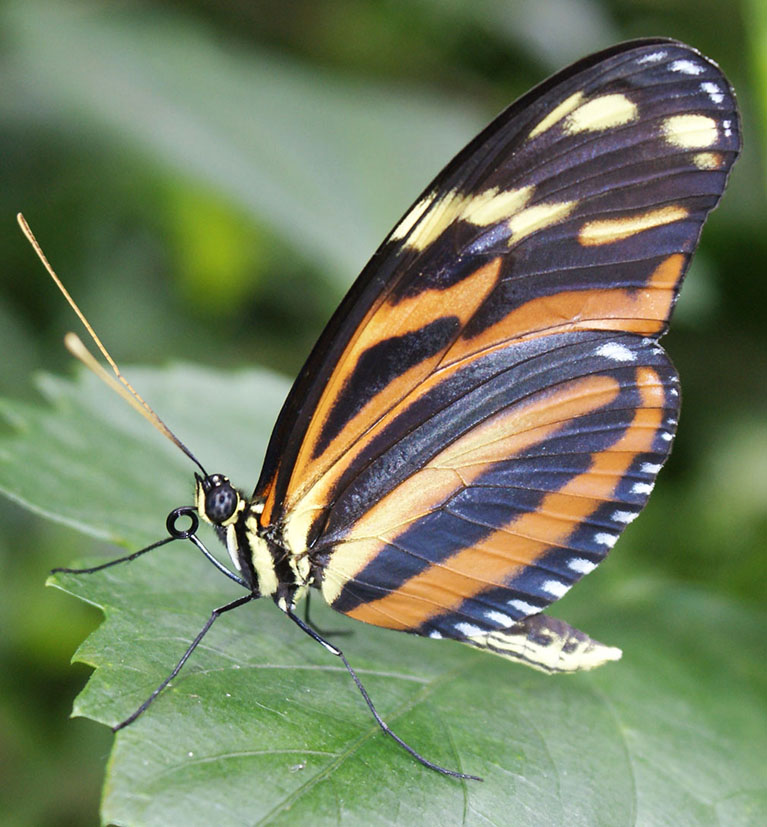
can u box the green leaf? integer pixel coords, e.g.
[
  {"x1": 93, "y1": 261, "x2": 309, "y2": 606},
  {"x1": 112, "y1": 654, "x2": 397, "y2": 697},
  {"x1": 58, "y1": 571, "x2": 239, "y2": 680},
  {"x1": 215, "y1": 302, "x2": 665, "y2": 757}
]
[{"x1": 0, "y1": 367, "x2": 764, "y2": 825}]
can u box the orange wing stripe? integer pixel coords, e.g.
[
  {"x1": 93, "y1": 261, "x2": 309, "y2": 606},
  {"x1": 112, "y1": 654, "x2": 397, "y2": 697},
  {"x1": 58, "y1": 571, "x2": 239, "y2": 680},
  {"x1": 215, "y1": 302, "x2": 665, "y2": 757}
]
[
  {"x1": 443, "y1": 254, "x2": 683, "y2": 367},
  {"x1": 282, "y1": 258, "x2": 503, "y2": 511},
  {"x1": 341, "y1": 367, "x2": 664, "y2": 630},
  {"x1": 274, "y1": 256, "x2": 681, "y2": 539},
  {"x1": 321, "y1": 372, "x2": 623, "y2": 606}
]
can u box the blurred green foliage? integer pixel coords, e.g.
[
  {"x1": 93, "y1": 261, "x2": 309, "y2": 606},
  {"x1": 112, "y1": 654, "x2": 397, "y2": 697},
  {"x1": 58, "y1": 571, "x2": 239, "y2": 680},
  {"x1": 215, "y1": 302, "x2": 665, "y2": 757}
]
[{"x1": 0, "y1": 1, "x2": 764, "y2": 824}]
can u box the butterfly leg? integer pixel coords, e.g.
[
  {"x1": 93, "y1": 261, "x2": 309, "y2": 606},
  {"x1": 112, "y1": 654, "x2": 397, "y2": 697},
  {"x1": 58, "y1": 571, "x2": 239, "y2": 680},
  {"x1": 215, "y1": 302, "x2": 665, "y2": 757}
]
[
  {"x1": 113, "y1": 592, "x2": 258, "y2": 731},
  {"x1": 301, "y1": 589, "x2": 353, "y2": 638},
  {"x1": 284, "y1": 607, "x2": 482, "y2": 781}
]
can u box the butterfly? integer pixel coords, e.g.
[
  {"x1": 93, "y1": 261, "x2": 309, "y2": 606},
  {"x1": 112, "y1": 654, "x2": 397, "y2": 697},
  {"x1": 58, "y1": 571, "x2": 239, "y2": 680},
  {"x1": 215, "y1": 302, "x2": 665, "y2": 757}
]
[{"x1": 24, "y1": 37, "x2": 739, "y2": 780}]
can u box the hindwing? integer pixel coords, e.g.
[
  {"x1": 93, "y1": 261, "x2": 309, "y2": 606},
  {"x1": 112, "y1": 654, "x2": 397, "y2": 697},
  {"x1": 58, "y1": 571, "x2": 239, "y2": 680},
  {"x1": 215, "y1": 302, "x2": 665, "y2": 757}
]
[{"x1": 317, "y1": 332, "x2": 678, "y2": 634}]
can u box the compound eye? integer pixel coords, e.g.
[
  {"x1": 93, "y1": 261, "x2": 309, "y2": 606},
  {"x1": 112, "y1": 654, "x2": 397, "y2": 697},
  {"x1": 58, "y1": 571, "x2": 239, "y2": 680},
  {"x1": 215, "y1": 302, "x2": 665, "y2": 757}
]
[{"x1": 205, "y1": 480, "x2": 238, "y2": 523}]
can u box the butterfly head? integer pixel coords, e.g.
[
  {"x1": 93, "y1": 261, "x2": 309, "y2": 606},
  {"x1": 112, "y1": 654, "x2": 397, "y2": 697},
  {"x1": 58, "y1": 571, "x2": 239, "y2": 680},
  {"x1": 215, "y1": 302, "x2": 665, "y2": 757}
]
[{"x1": 194, "y1": 473, "x2": 244, "y2": 527}]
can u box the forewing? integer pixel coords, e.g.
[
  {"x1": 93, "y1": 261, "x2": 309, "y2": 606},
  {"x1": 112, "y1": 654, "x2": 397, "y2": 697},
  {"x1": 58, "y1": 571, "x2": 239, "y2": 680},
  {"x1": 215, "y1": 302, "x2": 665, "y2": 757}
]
[
  {"x1": 317, "y1": 332, "x2": 678, "y2": 635},
  {"x1": 256, "y1": 39, "x2": 738, "y2": 549}
]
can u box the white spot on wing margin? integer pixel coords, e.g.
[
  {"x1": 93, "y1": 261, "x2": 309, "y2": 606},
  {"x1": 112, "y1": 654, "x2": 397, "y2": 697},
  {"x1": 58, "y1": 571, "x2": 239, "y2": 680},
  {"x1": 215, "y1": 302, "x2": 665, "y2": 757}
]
[
  {"x1": 700, "y1": 82, "x2": 724, "y2": 104},
  {"x1": 567, "y1": 558, "x2": 597, "y2": 574},
  {"x1": 594, "y1": 533, "x2": 619, "y2": 548},
  {"x1": 542, "y1": 580, "x2": 571, "y2": 598},
  {"x1": 670, "y1": 59, "x2": 704, "y2": 75},
  {"x1": 638, "y1": 50, "x2": 667, "y2": 64},
  {"x1": 595, "y1": 342, "x2": 636, "y2": 362},
  {"x1": 640, "y1": 462, "x2": 663, "y2": 474},
  {"x1": 486, "y1": 610, "x2": 514, "y2": 627},
  {"x1": 455, "y1": 622, "x2": 484, "y2": 637},
  {"x1": 508, "y1": 599, "x2": 540, "y2": 616}
]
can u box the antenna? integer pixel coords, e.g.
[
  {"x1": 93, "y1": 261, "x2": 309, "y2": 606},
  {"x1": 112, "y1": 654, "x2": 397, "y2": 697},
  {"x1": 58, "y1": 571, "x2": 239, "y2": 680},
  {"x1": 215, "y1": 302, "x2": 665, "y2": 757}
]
[{"x1": 17, "y1": 213, "x2": 208, "y2": 477}]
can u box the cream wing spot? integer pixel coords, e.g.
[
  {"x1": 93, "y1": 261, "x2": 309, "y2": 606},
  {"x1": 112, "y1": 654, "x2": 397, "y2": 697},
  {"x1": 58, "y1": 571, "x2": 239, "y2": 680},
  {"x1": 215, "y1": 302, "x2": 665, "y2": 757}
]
[
  {"x1": 400, "y1": 189, "x2": 467, "y2": 251},
  {"x1": 508, "y1": 200, "x2": 577, "y2": 244},
  {"x1": 462, "y1": 186, "x2": 534, "y2": 227},
  {"x1": 579, "y1": 206, "x2": 689, "y2": 246},
  {"x1": 396, "y1": 185, "x2": 536, "y2": 251},
  {"x1": 663, "y1": 115, "x2": 718, "y2": 149},
  {"x1": 564, "y1": 94, "x2": 638, "y2": 134},
  {"x1": 528, "y1": 91, "x2": 585, "y2": 138},
  {"x1": 390, "y1": 191, "x2": 436, "y2": 242},
  {"x1": 693, "y1": 152, "x2": 723, "y2": 170}
]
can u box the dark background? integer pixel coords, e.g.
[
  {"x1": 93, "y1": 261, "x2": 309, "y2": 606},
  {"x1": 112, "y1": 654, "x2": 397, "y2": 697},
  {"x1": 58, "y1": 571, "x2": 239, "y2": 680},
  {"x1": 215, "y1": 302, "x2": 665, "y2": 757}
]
[{"x1": 0, "y1": 1, "x2": 764, "y2": 824}]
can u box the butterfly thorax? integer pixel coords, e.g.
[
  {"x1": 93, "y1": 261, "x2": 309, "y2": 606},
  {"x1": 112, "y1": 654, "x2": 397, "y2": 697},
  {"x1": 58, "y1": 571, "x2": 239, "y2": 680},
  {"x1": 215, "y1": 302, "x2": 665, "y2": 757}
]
[{"x1": 194, "y1": 473, "x2": 310, "y2": 604}]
